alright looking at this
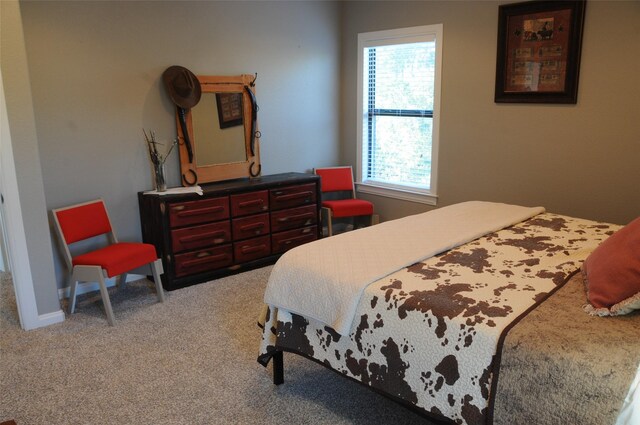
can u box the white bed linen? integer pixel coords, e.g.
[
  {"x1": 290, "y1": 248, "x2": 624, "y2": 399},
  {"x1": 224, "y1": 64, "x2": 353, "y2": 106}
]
[
  {"x1": 263, "y1": 201, "x2": 544, "y2": 335},
  {"x1": 615, "y1": 363, "x2": 640, "y2": 425}
]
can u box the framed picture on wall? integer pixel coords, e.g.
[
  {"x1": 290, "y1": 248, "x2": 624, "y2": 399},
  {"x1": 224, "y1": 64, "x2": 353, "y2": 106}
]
[
  {"x1": 494, "y1": 0, "x2": 586, "y2": 104},
  {"x1": 216, "y1": 92, "x2": 244, "y2": 128}
]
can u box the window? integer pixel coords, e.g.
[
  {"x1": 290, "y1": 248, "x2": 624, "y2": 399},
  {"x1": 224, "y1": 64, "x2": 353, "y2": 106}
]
[{"x1": 356, "y1": 25, "x2": 443, "y2": 205}]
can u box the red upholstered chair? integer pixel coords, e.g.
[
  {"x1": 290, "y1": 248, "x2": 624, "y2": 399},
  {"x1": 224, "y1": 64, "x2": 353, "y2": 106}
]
[
  {"x1": 314, "y1": 166, "x2": 375, "y2": 236},
  {"x1": 52, "y1": 199, "x2": 165, "y2": 326}
]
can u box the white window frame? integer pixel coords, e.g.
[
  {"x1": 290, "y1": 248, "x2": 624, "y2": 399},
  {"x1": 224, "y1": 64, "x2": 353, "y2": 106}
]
[{"x1": 356, "y1": 24, "x2": 443, "y2": 205}]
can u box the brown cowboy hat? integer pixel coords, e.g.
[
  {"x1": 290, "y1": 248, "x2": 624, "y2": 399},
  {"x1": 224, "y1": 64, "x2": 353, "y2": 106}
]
[{"x1": 162, "y1": 65, "x2": 201, "y2": 109}]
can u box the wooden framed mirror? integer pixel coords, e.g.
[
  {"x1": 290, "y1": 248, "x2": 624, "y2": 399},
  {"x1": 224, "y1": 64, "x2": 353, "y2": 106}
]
[{"x1": 176, "y1": 74, "x2": 261, "y2": 185}]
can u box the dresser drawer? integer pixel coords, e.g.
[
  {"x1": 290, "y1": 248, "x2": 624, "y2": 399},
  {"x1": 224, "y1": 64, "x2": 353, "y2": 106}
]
[
  {"x1": 272, "y1": 226, "x2": 318, "y2": 254},
  {"x1": 233, "y1": 235, "x2": 271, "y2": 263},
  {"x1": 173, "y1": 245, "x2": 233, "y2": 277},
  {"x1": 270, "y1": 205, "x2": 317, "y2": 233},
  {"x1": 232, "y1": 213, "x2": 270, "y2": 241},
  {"x1": 270, "y1": 183, "x2": 316, "y2": 211},
  {"x1": 169, "y1": 197, "x2": 229, "y2": 228},
  {"x1": 171, "y1": 221, "x2": 231, "y2": 253},
  {"x1": 139, "y1": 173, "x2": 319, "y2": 290},
  {"x1": 230, "y1": 190, "x2": 269, "y2": 217}
]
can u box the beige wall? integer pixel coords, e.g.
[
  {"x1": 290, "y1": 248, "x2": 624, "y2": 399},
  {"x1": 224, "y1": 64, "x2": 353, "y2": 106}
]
[
  {"x1": 19, "y1": 1, "x2": 342, "y2": 290},
  {"x1": 340, "y1": 1, "x2": 640, "y2": 225}
]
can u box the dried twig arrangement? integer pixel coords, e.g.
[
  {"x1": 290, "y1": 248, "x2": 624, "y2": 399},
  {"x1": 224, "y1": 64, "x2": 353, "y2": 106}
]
[{"x1": 143, "y1": 129, "x2": 177, "y2": 167}]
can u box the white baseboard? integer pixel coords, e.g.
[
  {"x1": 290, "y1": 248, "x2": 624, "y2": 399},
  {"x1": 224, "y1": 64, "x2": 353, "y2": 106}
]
[
  {"x1": 33, "y1": 309, "x2": 66, "y2": 328},
  {"x1": 57, "y1": 274, "x2": 147, "y2": 300}
]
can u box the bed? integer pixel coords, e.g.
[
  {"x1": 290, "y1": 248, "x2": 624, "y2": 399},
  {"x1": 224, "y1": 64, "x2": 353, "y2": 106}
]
[{"x1": 257, "y1": 201, "x2": 640, "y2": 425}]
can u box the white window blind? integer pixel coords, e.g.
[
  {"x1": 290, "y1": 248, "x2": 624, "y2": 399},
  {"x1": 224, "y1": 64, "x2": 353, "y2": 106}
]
[{"x1": 357, "y1": 25, "x2": 442, "y2": 204}]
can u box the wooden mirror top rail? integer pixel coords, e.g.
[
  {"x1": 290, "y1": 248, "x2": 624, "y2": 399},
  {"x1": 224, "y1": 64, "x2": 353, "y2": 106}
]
[{"x1": 177, "y1": 74, "x2": 260, "y2": 186}]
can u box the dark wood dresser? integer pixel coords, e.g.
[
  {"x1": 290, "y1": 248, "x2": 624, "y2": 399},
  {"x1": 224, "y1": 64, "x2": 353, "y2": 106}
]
[{"x1": 138, "y1": 172, "x2": 320, "y2": 290}]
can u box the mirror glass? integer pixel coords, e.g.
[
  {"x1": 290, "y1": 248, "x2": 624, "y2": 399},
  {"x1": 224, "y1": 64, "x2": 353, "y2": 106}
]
[
  {"x1": 177, "y1": 74, "x2": 260, "y2": 185},
  {"x1": 191, "y1": 92, "x2": 247, "y2": 166}
]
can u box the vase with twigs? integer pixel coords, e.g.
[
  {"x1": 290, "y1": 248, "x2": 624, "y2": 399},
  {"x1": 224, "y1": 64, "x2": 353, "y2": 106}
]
[{"x1": 143, "y1": 129, "x2": 177, "y2": 192}]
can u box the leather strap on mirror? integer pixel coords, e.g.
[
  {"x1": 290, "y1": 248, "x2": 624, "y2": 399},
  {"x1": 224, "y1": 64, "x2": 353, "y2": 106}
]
[
  {"x1": 182, "y1": 168, "x2": 198, "y2": 186},
  {"x1": 244, "y1": 85, "x2": 258, "y2": 157},
  {"x1": 178, "y1": 107, "x2": 194, "y2": 163},
  {"x1": 250, "y1": 161, "x2": 261, "y2": 178}
]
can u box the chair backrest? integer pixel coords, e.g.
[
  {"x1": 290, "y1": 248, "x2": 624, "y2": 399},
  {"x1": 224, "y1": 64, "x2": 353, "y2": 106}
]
[
  {"x1": 52, "y1": 199, "x2": 115, "y2": 269},
  {"x1": 314, "y1": 166, "x2": 356, "y2": 195}
]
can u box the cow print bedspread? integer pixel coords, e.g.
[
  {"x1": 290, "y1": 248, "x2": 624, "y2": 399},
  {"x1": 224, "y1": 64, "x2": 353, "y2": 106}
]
[{"x1": 258, "y1": 213, "x2": 618, "y2": 424}]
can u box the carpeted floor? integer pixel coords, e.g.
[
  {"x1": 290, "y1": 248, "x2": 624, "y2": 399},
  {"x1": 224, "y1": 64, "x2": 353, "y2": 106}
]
[{"x1": 0, "y1": 268, "x2": 434, "y2": 425}]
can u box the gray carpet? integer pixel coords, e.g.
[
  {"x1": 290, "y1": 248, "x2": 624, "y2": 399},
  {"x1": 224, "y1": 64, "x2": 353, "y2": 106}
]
[{"x1": 0, "y1": 268, "x2": 433, "y2": 424}]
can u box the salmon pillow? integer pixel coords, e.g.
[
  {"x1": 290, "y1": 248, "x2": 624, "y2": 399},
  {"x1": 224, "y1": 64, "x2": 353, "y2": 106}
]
[{"x1": 582, "y1": 217, "x2": 640, "y2": 316}]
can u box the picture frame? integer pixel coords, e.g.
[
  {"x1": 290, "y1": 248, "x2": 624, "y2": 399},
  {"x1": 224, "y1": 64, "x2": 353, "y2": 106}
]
[
  {"x1": 494, "y1": 0, "x2": 586, "y2": 104},
  {"x1": 216, "y1": 92, "x2": 244, "y2": 128}
]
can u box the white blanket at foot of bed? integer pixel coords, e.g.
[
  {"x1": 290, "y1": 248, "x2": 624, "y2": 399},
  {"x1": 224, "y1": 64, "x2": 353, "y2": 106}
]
[{"x1": 263, "y1": 201, "x2": 545, "y2": 335}]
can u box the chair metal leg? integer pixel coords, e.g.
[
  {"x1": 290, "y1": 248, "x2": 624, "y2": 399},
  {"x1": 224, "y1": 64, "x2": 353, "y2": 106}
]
[
  {"x1": 116, "y1": 273, "x2": 127, "y2": 288},
  {"x1": 97, "y1": 274, "x2": 115, "y2": 326},
  {"x1": 150, "y1": 259, "x2": 165, "y2": 303},
  {"x1": 327, "y1": 211, "x2": 334, "y2": 236},
  {"x1": 68, "y1": 278, "x2": 78, "y2": 314}
]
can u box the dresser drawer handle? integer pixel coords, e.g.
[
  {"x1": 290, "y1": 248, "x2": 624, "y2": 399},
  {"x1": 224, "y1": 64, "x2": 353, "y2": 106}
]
[
  {"x1": 178, "y1": 230, "x2": 226, "y2": 244},
  {"x1": 239, "y1": 222, "x2": 265, "y2": 232},
  {"x1": 277, "y1": 212, "x2": 314, "y2": 223},
  {"x1": 238, "y1": 199, "x2": 264, "y2": 208},
  {"x1": 281, "y1": 234, "x2": 312, "y2": 245},
  {"x1": 182, "y1": 253, "x2": 229, "y2": 268},
  {"x1": 240, "y1": 244, "x2": 267, "y2": 254},
  {"x1": 273, "y1": 191, "x2": 313, "y2": 202},
  {"x1": 176, "y1": 206, "x2": 224, "y2": 217}
]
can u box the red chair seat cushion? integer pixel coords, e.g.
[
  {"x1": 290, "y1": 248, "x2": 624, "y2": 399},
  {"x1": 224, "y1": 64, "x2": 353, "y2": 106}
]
[
  {"x1": 322, "y1": 199, "x2": 373, "y2": 218},
  {"x1": 72, "y1": 242, "x2": 158, "y2": 278}
]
